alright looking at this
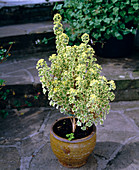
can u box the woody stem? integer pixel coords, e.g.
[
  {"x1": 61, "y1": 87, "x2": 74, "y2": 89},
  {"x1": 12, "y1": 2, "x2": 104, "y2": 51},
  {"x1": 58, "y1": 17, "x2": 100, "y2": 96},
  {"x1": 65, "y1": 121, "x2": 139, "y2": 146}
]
[{"x1": 71, "y1": 117, "x2": 76, "y2": 133}]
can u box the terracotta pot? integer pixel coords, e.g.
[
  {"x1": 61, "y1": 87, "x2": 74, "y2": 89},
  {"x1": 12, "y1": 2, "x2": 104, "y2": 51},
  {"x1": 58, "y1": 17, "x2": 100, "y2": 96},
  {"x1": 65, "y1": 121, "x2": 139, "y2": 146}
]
[{"x1": 50, "y1": 117, "x2": 96, "y2": 168}]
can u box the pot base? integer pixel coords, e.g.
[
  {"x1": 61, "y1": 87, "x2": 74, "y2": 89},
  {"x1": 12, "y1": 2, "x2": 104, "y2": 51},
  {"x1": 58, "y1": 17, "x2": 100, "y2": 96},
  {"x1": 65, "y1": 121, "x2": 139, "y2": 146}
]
[{"x1": 58, "y1": 159, "x2": 87, "y2": 168}]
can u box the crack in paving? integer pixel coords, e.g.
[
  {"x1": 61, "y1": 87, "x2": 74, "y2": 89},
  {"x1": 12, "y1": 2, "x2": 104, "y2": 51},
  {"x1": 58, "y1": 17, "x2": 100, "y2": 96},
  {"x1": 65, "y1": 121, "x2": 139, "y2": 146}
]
[
  {"x1": 28, "y1": 143, "x2": 47, "y2": 170},
  {"x1": 0, "y1": 140, "x2": 21, "y2": 148},
  {"x1": 119, "y1": 110, "x2": 139, "y2": 133},
  {"x1": 20, "y1": 156, "x2": 32, "y2": 170},
  {"x1": 128, "y1": 71, "x2": 134, "y2": 80},
  {"x1": 94, "y1": 153, "x2": 107, "y2": 161},
  {"x1": 21, "y1": 109, "x2": 52, "y2": 141},
  {"x1": 104, "y1": 135, "x2": 139, "y2": 170},
  {"x1": 22, "y1": 132, "x2": 40, "y2": 141},
  {"x1": 0, "y1": 144, "x2": 17, "y2": 148},
  {"x1": 125, "y1": 107, "x2": 139, "y2": 111},
  {"x1": 95, "y1": 156, "x2": 107, "y2": 170},
  {"x1": 110, "y1": 109, "x2": 139, "y2": 133},
  {"x1": 19, "y1": 109, "x2": 52, "y2": 170},
  {"x1": 38, "y1": 110, "x2": 51, "y2": 133},
  {"x1": 95, "y1": 107, "x2": 139, "y2": 170},
  {"x1": 23, "y1": 69, "x2": 34, "y2": 83}
]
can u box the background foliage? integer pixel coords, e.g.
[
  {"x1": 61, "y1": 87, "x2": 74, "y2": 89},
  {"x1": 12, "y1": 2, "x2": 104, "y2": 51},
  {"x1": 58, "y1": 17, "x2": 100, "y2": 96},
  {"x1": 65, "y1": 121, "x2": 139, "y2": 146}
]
[{"x1": 54, "y1": 0, "x2": 139, "y2": 44}]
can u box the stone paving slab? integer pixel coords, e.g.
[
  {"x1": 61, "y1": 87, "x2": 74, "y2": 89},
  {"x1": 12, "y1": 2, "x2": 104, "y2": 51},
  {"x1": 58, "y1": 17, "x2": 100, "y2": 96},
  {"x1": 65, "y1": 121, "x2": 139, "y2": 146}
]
[
  {"x1": 0, "y1": 21, "x2": 54, "y2": 38},
  {"x1": 0, "y1": 50, "x2": 139, "y2": 101},
  {"x1": 99, "y1": 50, "x2": 139, "y2": 80},
  {"x1": 0, "y1": 147, "x2": 20, "y2": 170},
  {"x1": 0, "y1": 51, "x2": 52, "y2": 85},
  {"x1": 0, "y1": 101, "x2": 139, "y2": 170},
  {"x1": 0, "y1": 0, "x2": 63, "y2": 8},
  {"x1": 0, "y1": 50, "x2": 139, "y2": 85}
]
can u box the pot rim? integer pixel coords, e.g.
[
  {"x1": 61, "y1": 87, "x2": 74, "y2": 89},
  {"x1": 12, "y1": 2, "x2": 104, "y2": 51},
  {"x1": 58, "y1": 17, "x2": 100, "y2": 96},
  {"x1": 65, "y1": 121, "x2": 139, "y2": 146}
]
[{"x1": 50, "y1": 116, "x2": 96, "y2": 143}]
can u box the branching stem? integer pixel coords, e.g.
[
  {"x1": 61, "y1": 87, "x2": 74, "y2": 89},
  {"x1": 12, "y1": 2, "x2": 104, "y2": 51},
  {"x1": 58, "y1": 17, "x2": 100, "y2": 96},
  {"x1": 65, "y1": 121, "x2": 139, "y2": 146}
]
[{"x1": 70, "y1": 116, "x2": 76, "y2": 133}]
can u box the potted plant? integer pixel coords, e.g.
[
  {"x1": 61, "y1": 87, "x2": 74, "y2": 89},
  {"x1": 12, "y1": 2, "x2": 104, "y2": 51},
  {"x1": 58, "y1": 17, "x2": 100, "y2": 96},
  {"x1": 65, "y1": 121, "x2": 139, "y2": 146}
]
[
  {"x1": 36, "y1": 13, "x2": 116, "y2": 168},
  {"x1": 54, "y1": 0, "x2": 139, "y2": 57}
]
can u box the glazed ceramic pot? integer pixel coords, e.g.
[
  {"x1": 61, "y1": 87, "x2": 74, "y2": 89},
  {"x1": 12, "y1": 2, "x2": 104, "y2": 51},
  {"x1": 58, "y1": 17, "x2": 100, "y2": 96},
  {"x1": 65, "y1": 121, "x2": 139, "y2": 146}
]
[{"x1": 50, "y1": 117, "x2": 96, "y2": 168}]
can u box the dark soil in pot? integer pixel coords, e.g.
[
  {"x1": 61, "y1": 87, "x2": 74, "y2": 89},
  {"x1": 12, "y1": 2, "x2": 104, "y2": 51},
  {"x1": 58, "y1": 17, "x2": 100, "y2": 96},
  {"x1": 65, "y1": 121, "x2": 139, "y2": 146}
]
[{"x1": 53, "y1": 117, "x2": 95, "y2": 140}]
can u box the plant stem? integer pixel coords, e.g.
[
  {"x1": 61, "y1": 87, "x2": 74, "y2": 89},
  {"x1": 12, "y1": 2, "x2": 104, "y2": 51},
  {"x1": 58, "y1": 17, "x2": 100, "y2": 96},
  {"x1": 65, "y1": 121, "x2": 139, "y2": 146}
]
[
  {"x1": 5, "y1": 44, "x2": 12, "y2": 56},
  {"x1": 0, "y1": 44, "x2": 13, "y2": 63},
  {"x1": 71, "y1": 117, "x2": 76, "y2": 133},
  {"x1": 47, "y1": 36, "x2": 55, "y2": 41}
]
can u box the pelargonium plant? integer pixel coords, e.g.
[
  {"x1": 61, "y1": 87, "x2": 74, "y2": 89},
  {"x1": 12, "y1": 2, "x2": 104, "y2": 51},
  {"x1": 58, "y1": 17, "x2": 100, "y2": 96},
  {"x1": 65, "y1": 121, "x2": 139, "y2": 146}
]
[{"x1": 36, "y1": 14, "x2": 116, "y2": 133}]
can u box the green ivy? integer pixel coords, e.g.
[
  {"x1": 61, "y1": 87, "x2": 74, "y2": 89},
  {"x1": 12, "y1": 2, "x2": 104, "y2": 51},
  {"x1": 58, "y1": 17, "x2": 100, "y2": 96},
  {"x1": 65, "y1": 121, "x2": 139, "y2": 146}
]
[{"x1": 54, "y1": 0, "x2": 139, "y2": 44}]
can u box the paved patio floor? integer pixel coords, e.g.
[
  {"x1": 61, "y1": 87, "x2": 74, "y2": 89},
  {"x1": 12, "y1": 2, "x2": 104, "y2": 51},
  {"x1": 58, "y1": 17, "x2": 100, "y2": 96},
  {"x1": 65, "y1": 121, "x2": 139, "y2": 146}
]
[{"x1": 0, "y1": 101, "x2": 139, "y2": 170}]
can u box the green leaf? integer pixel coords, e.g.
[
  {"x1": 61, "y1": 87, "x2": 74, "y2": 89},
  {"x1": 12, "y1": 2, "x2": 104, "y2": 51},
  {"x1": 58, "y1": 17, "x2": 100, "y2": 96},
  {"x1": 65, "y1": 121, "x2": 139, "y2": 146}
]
[
  {"x1": 66, "y1": 133, "x2": 74, "y2": 141},
  {"x1": 92, "y1": 33, "x2": 101, "y2": 40},
  {"x1": 81, "y1": 126, "x2": 86, "y2": 131},
  {"x1": 133, "y1": 4, "x2": 139, "y2": 10},
  {"x1": 104, "y1": 18, "x2": 111, "y2": 24},
  {"x1": 70, "y1": 34, "x2": 77, "y2": 41},
  {"x1": 6, "y1": 89, "x2": 10, "y2": 93},
  {"x1": 49, "y1": 100, "x2": 54, "y2": 106},
  {"x1": 77, "y1": 3, "x2": 83, "y2": 9},
  {"x1": 0, "y1": 79, "x2": 5, "y2": 86},
  {"x1": 123, "y1": 29, "x2": 130, "y2": 35},
  {"x1": 34, "y1": 96, "x2": 38, "y2": 100},
  {"x1": 28, "y1": 103, "x2": 32, "y2": 107},
  {"x1": 100, "y1": 27, "x2": 106, "y2": 32},
  {"x1": 120, "y1": 24, "x2": 125, "y2": 29},
  {"x1": 114, "y1": 32, "x2": 123, "y2": 40},
  {"x1": 55, "y1": 4, "x2": 63, "y2": 10},
  {"x1": 130, "y1": 28, "x2": 137, "y2": 34},
  {"x1": 131, "y1": 0, "x2": 138, "y2": 2},
  {"x1": 112, "y1": 0, "x2": 118, "y2": 3},
  {"x1": 8, "y1": 42, "x2": 14, "y2": 45},
  {"x1": 100, "y1": 119, "x2": 104, "y2": 125},
  {"x1": 77, "y1": 120, "x2": 82, "y2": 126},
  {"x1": 42, "y1": 38, "x2": 48, "y2": 44},
  {"x1": 96, "y1": 0, "x2": 103, "y2": 2},
  {"x1": 86, "y1": 121, "x2": 92, "y2": 127},
  {"x1": 125, "y1": 0, "x2": 130, "y2": 4},
  {"x1": 0, "y1": 110, "x2": 9, "y2": 119},
  {"x1": 120, "y1": 11, "x2": 126, "y2": 17},
  {"x1": 113, "y1": 7, "x2": 119, "y2": 15},
  {"x1": 128, "y1": 7, "x2": 134, "y2": 14},
  {"x1": 60, "y1": 107, "x2": 65, "y2": 113},
  {"x1": 125, "y1": 16, "x2": 134, "y2": 23}
]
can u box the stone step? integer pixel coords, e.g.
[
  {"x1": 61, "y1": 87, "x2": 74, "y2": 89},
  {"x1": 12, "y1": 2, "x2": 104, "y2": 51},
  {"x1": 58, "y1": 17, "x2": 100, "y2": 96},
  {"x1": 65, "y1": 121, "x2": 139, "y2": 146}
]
[
  {"x1": 0, "y1": 21, "x2": 57, "y2": 53},
  {"x1": 0, "y1": 50, "x2": 139, "y2": 108},
  {"x1": 0, "y1": 21, "x2": 54, "y2": 38},
  {"x1": 0, "y1": 0, "x2": 63, "y2": 26},
  {"x1": 0, "y1": 0, "x2": 64, "y2": 53},
  {"x1": 0, "y1": 19, "x2": 68, "y2": 54}
]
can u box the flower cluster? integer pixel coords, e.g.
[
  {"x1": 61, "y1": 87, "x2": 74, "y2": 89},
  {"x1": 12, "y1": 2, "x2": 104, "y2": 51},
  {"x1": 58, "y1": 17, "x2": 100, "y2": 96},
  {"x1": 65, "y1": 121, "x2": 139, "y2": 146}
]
[{"x1": 36, "y1": 14, "x2": 116, "y2": 130}]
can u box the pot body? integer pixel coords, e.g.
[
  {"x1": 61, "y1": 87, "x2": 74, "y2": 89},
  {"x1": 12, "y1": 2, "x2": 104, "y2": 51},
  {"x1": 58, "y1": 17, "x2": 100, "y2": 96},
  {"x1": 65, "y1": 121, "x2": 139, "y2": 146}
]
[
  {"x1": 94, "y1": 33, "x2": 135, "y2": 58},
  {"x1": 50, "y1": 117, "x2": 96, "y2": 168}
]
